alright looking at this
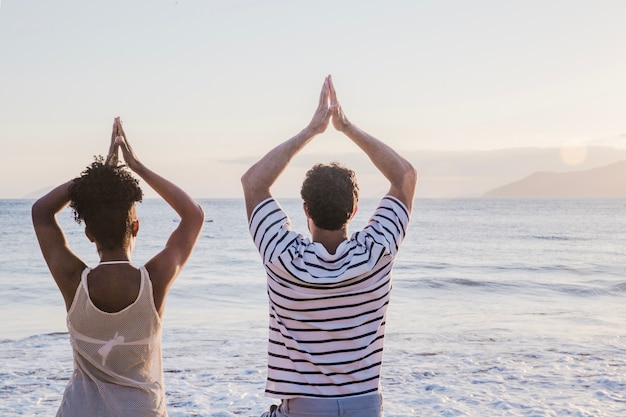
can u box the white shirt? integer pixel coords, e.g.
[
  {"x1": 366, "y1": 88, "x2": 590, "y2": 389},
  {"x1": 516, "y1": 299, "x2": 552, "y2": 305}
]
[{"x1": 249, "y1": 196, "x2": 410, "y2": 399}]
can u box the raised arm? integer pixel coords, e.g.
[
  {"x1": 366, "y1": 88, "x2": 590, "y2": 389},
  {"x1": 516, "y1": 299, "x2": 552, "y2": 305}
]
[
  {"x1": 32, "y1": 181, "x2": 86, "y2": 310},
  {"x1": 241, "y1": 76, "x2": 332, "y2": 220},
  {"x1": 114, "y1": 119, "x2": 205, "y2": 314},
  {"x1": 31, "y1": 118, "x2": 122, "y2": 309},
  {"x1": 329, "y1": 76, "x2": 418, "y2": 212}
]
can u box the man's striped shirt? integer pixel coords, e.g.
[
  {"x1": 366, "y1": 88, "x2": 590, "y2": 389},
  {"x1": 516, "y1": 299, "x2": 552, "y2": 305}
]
[{"x1": 248, "y1": 195, "x2": 411, "y2": 399}]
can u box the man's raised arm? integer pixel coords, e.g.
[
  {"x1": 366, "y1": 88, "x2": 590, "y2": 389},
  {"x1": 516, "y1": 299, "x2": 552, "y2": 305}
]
[
  {"x1": 329, "y1": 76, "x2": 418, "y2": 212},
  {"x1": 241, "y1": 76, "x2": 332, "y2": 220}
]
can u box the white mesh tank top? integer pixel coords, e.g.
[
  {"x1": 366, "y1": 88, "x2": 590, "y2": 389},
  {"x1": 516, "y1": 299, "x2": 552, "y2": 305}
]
[{"x1": 56, "y1": 263, "x2": 167, "y2": 417}]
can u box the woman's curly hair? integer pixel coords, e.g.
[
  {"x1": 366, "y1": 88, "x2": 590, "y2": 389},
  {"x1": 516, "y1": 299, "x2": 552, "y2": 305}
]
[
  {"x1": 69, "y1": 156, "x2": 143, "y2": 250},
  {"x1": 300, "y1": 162, "x2": 359, "y2": 230}
]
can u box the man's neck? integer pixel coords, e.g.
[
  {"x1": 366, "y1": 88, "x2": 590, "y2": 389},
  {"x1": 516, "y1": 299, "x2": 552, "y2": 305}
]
[{"x1": 311, "y1": 227, "x2": 349, "y2": 255}]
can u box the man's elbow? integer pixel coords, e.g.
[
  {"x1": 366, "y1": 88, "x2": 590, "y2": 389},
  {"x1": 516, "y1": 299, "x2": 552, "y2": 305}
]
[
  {"x1": 241, "y1": 169, "x2": 266, "y2": 195},
  {"x1": 240, "y1": 169, "x2": 255, "y2": 190},
  {"x1": 404, "y1": 164, "x2": 418, "y2": 190}
]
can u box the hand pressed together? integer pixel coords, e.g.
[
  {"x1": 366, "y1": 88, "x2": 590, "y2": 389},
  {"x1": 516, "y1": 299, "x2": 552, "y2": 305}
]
[
  {"x1": 104, "y1": 117, "x2": 142, "y2": 172},
  {"x1": 306, "y1": 75, "x2": 351, "y2": 135},
  {"x1": 305, "y1": 76, "x2": 332, "y2": 135},
  {"x1": 113, "y1": 118, "x2": 142, "y2": 172}
]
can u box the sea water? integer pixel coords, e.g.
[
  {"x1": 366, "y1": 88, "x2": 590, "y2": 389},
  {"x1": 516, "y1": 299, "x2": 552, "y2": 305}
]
[{"x1": 1, "y1": 198, "x2": 625, "y2": 416}]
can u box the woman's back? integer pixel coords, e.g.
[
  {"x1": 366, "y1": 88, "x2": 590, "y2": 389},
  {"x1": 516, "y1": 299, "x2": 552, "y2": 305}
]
[
  {"x1": 57, "y1": 264, "x2": 166, "y2": 417},
  {"x1": 86, "y1": 262, "x2": 141, "y2": 313},
  {"x1": 32, "y1": 118, "x2": 204, "y2": 415}
]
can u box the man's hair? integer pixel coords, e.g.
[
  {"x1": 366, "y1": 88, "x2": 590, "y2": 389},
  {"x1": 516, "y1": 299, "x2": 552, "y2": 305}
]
[
  {"x1": 300, "y1": 162, "x2": 359, "y2": 230},
  {"x1": 69, "y1": 157, "x2": 143, "y2": 250}
]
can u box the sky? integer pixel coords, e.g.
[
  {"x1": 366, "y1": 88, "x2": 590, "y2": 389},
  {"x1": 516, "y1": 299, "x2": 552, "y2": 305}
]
[{"x1": 1, "y1": 0, "x2": 625, "y2": 198}]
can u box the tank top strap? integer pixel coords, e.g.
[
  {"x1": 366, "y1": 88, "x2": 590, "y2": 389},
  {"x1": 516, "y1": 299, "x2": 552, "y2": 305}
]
[
  {"x1": 137, "y1": 265, "x2": 160, "y2": 318},
  {"x1": 138, "y1": 265, "x2": 149, "y2": 295},
  {"x1": 81, "y1": 266, "x2": 91, "y2": 282},
  {"x1": 67, "y1": 267, "x2": 92, "y2": 316},
  {"x1": 138, "y1": 265, "x2": 149, "y2": 280},
  {"x1": 79, "y1": 266, "x2": 91, "y2": 300}
]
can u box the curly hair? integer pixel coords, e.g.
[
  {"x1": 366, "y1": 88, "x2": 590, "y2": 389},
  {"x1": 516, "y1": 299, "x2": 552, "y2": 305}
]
[
  {"x1": 69, "y1": 156, "x2": 143, "y2": 250},
  {"x1": 300, "y1": 162, "x2": 359, "y2": 230}
]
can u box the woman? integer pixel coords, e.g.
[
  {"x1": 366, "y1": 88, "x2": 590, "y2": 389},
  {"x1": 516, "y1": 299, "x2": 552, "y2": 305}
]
[{"x1": 32, "y1": 117, "x2": 204, "y2": 416}]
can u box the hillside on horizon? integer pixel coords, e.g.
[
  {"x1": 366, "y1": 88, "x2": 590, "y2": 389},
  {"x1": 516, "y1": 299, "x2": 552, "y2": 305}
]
[
  {"x1": 484, "y1": 160, "x2": 626, "y2": 198},
  {"x1": 14, "y1": 146, "x2": 626, "y2": 199}
]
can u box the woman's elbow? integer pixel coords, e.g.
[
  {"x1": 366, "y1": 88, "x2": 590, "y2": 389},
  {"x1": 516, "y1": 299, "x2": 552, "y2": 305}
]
[{"x1": 193, "y1": 203, "x2": 205, "y2": 227}]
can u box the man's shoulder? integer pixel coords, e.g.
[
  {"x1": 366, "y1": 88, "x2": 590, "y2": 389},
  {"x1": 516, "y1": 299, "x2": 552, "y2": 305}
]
[
  {"x1": 250, "y1": 197, "x2": 279, "y2": 218},
  {"x1": 365, "y1": 196, "x2": 410, "y2": 230},
  {"x1": 379, "y1": 195, "x2": 410, "y2": 216},
  {"x1": 249, "y1": 198, "x2": 288, "y2": 230}
]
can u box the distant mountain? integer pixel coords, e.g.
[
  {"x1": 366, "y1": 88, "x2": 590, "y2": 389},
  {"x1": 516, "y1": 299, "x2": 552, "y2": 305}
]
[
  {"x1": 484, "y1": 160, "x2": 626, "y2": 198},
  {"x1": 21, "y1": 186, "x2": 54, "y2": 199},
  {"x1": 240, "y1": 145, "x2": 626, "y2": 198},
  {"x1": 14, "y1": 146, "x2": 626, "y2": 199}
]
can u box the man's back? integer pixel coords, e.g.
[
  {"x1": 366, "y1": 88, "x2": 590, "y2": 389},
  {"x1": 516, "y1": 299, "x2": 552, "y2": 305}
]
[{"x1": 249, "y1": 196, "x2": 410, "y2": 399}]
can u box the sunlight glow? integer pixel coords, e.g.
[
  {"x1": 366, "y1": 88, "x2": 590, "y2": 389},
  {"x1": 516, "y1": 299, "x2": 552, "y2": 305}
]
[{"x1": 559, "y1": 146, "x2": 588, "y2": 167}]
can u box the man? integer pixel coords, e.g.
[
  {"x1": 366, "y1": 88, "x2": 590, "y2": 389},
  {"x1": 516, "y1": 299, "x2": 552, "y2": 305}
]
[{"x1": 241, "y1": 75, "x2": 417, "y2": 417}]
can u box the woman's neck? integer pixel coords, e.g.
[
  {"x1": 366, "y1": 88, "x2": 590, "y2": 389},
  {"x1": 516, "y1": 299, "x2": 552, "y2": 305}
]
[{"x1": 97, "y1": 247, "x2": 132, "y2": 263}]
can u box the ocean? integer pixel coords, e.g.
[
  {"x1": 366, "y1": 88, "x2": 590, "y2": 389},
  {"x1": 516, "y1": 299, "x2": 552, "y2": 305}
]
[{"x1": 1, "y1": 198, "x2": 625, "y2": 416}]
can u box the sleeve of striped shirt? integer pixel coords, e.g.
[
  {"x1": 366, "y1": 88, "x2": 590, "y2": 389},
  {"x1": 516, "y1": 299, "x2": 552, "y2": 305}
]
[
  {"x1": 248, "y1": 198, "x2": 299, "y2": 264},
  {"x1": 358, "y1": 195, "x2": 411, "y2": 258}
]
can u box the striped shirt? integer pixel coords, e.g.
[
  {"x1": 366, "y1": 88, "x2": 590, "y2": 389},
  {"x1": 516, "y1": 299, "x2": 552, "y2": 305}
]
[{"x1": 248, "y1": 195, "x2": 410, "y2": 399}]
